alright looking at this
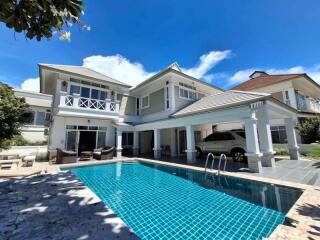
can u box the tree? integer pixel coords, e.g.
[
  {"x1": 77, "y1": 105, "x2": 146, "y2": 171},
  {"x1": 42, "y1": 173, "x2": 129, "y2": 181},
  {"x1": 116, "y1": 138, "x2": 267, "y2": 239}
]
[
  {"x1": 296, "y1": 118, "x2": 320, "y2": 144},
  {"x1": 0, "y1": 83, "x2": 33, "y2": 149},
  {"x1": 0, "y1": 0, "x2": 88, "y2": 41}
]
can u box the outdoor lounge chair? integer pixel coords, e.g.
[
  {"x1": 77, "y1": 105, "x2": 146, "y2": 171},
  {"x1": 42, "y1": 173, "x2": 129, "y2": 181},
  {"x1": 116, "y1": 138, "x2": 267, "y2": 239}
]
[
  {"x1": 56, "y1": 148, "x2": 77, "y2": 164},
  {"x1": 93, "y1": 146, "x2": 114, "y2": 160}
]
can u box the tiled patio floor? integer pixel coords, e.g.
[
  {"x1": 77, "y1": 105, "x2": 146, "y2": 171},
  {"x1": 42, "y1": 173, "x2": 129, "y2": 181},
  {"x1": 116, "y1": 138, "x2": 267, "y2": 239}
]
[{"x1": 141, "y1": 155, "x2": 320, "y2": 186}]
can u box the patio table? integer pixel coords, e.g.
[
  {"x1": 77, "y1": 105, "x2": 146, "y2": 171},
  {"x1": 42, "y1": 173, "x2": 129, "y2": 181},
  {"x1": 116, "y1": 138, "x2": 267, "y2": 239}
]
[{"x1": 80, "y1": 151, "x2": 93, "y2": 161}]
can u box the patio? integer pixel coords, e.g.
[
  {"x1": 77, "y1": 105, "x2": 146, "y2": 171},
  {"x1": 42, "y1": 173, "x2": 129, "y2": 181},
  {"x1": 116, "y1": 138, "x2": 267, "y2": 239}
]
[{"x1": 145, "y1": 154, "x2": 320, "y2": 186}]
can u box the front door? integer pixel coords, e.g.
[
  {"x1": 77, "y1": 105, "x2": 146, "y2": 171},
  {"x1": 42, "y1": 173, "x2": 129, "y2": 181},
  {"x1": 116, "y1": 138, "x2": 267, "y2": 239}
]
[{"x1": 78, "y1": 131, "x2": 97, "y2": 153}]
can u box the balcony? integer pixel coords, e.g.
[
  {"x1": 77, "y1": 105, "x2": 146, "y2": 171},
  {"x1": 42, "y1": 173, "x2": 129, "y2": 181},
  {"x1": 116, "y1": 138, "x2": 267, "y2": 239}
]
[
  {"x1": 305, "y1": 97, "x2": 320, "y2": 113},
  {"x1": 296, "y1": 96, "x2": 320, "y2": 113},
  {"x1": 59, "y1": 92, "x2": 120, "y2": 113}
]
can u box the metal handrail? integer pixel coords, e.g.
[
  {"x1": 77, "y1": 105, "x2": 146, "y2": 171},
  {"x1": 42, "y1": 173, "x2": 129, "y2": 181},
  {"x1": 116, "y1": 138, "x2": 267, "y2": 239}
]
[
  {"x1": 217, "y1": 154, "x2": 227, "y2": 175},
  {"x1": 205, "y1": 153, "x2": 215, "y2": 173}
]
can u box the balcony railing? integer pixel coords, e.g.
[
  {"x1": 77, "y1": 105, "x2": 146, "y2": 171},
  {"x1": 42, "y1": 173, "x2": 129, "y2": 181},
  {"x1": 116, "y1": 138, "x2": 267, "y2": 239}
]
[
  {"x1": 305, "y1": 97, "x2": 320, "y2": 113},
  {"x1": 60, "y1": 93, "x2": 120, "y2": 112}
]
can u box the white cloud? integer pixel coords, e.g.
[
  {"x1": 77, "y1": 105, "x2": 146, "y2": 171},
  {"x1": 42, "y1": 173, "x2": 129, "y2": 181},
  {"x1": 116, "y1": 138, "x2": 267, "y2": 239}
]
[
  {"x1": 82, "y1": 50, "x2": 232, "y2": 87},
  {"x1": 21, "y1": 77, "x2": 40, "y2": 92},
  {"x1": 19, "y1": 50, "x2": 232, "y2": 90},
  {"x1": 182, "y1": 50, "x2": 232, "y2": 81},
  {"x1": 82, "y1": 54, "x2": 156, "y2": 87},
  {"x1": 227, "y1": 65, "x2": 320, "y2": 88}
]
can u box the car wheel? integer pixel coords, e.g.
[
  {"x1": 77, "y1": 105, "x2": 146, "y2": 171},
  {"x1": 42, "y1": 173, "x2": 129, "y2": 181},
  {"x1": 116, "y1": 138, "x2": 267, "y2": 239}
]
[
  {"x1": 196, "y1": 147, "x2": 202, "y2": 158},
  {"x1": 232, "y1": 149, "x2": 246, "y2": 162}
]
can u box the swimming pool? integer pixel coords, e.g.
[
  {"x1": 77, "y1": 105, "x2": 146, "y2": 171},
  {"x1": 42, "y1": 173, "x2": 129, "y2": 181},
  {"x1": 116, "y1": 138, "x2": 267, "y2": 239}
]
[{"x1": 68, "y1": 161, "x2": 302, "y2": 240}]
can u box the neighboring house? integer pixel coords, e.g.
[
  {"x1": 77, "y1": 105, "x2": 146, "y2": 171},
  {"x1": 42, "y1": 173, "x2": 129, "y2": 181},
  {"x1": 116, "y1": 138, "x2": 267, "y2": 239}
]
[
  {"x1": 35, "y1": 63, "x2": 300, "y2": 173},
  {"x1": 14, "y1": 89, "x2": 53, "y2": 143},
  {"x1": 232, "y1": 71, "x2": 320, "y2": 143}
]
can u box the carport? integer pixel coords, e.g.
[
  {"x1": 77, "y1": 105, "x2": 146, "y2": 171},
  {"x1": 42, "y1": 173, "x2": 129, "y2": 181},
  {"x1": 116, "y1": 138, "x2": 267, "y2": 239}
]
[{"x1": 116, "y1": 91, "x2": 299, "y2": 173}]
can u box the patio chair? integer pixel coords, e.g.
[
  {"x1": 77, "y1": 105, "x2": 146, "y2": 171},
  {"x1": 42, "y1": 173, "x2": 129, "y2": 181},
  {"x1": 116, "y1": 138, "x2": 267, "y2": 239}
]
[
  {"x1": 93, "y1": 146, "x2": 114, "y2": 160},
  {"x1": 22, "y1": 155, "x2": 36, "y2": 167},
  {"x1": 0, "y1": 159, "x2": 20, "y2": 170},
  {"x1": 56, "y1": 148, "x2": 77, "y2": 164}
]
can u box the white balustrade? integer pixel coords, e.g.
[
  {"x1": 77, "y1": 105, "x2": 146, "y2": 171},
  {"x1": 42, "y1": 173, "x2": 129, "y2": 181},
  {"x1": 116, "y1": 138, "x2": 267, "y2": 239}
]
[{"x1": 59, "y1": 94, "x2": 119, "y2": 112}]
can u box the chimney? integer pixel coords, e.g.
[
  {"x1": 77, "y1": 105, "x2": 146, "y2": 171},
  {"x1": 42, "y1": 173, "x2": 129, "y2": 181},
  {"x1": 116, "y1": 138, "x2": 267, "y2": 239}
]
[{"x1": 249, "y1": 71, "x2": 268, "y2": 79}]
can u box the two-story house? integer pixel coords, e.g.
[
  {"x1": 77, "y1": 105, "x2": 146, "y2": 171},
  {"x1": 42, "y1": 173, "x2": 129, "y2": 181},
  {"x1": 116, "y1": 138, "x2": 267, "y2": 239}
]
[
  {"x1": 232, "y1": 71, "x2": 320, "y2": 143},
  {"x1": 35, "y1": 63, "x2": 301, "y2": 173}
]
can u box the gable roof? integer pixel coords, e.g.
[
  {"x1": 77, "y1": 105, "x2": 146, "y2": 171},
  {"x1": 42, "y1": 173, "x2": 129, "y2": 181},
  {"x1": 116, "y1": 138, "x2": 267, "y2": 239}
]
[
  {"x1": 172, "y1": 90, "x2": 270, "y2": 117},
  {"x1": 39, "y1": 64, "x2": 131, "y2": 88},
  {"x1": 132, "y1": 63, "x2": 223, "y2": 92},
  {"x1": 232, "y1": 73, "x2": 305, "y2": 91}
]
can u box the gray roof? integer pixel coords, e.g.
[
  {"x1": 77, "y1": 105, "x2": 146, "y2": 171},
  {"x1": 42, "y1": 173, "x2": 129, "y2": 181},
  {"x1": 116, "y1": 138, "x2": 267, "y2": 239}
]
[
  {"x1": 39, "y1": 64, "x2": 131, "y2": 88},
  {"x1": 172, "y1": 90, "x2": 271, "y2": 117}
]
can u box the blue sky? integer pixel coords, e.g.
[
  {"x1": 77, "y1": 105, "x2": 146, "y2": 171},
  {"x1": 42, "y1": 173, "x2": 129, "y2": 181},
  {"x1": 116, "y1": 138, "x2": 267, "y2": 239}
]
[{"x1": 1, "y1": 0, "x2": 320, "y2": 91}]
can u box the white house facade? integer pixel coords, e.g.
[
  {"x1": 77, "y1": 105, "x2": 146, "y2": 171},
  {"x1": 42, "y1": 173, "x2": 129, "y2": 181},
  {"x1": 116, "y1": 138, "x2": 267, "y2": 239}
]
[
  {"x1": 22, "y1": 62, "x2": 301, "y2": 173},
  {"x1": 14, "y1": 89, "x2": 52, "y2": 143}
]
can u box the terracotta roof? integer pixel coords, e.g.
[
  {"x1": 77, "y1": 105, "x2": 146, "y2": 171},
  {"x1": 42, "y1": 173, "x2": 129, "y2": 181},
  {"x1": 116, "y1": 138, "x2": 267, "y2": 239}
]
[{"x1": 232, "y1": 74, "x2": 304, "y2": 91}]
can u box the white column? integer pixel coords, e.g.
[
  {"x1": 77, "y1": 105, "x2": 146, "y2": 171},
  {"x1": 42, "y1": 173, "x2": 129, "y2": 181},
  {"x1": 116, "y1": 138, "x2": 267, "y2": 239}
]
[
  {"x1": 186, "y1": 125, "x2": 196, "y2": 164},
  {"x1": 244, "y1": 112, "x2": 263, "y2": 173},
  {"x1": 116, "y1": 129, "x2": 123, "y2": 158},
  {"x1": 257, "y1": 108, "x2": 275, "y2": 167},
  {"x1": 170, "y1": 128, "x2": 177, "y2": 157},
  {"x1": 73, "y1": 93, "x2": 80, "y2": 108},
  {"x1": 169, "y1": 83, "x2": 176, "y2": 111},
  {"x1": 59, "y1": 91, "x2": 67, "y2": 107},
  {"x1": 133, "y1": 131, "x2": 139, "y2": 156},
  {"x1": 153, "y1": 129, "x2": 161, "y2": 159},
  {"x1": 285, "y1": 118, "x2": 300, "y2": 160}
]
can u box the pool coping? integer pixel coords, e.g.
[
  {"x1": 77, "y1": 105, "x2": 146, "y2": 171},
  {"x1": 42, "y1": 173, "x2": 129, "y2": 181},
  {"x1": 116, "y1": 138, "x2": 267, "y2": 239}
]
[{"x1": 59, "y1": 157, "x2": 320, "y2": 240}]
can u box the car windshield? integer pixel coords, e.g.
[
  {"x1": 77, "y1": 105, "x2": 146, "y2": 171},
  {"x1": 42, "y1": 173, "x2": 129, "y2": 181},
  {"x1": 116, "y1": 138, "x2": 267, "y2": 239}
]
[{"x1": 235, "y1": 131, "x2": 246, "y2": 139}]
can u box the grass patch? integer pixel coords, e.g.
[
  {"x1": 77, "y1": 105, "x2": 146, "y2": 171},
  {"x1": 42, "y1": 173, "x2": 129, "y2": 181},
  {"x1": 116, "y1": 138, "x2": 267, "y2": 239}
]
[
  {"x1": 274, "y1": 147, "x2": 289, "y2": 156},
  {"x1": 307, "y1": 146, "x2": 320, "y2": 160}
]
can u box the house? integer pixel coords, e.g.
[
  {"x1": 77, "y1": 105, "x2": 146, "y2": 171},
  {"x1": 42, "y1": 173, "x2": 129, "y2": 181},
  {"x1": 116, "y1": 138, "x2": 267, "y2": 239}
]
[
  {"x1": 14, "y1": 89, "x2": 52, "y2": 143},
  {"x1": 29, "y1": 63, "x2": 300, "y2": 173},
  {"x1": 232, "y1": 71, "x2": 320, "y2": 143}
]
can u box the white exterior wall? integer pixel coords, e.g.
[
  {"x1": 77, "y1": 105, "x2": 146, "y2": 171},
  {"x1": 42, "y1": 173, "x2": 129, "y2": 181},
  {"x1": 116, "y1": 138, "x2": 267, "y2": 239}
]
[
  {"x1": 21, "y1": 126, "x2": 48, "y2": 143},
  {"x1": 49, "y1": 116, "x2": 114, "y2": 150}
]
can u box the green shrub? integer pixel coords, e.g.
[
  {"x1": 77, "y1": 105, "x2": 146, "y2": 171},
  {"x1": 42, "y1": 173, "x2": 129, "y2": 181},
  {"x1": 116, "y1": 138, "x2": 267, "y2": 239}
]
[
  {"x1": 11, "y1": 135, "x2": 47, "y2": 146},
  {"x1": 11, "y1": 135, "x2": 28, "y2": 146},
  {"x1": 296, "y1": 118, "x2": 320, "y2": 144},
  {"x1": 274, "y1": 147, "x2": 289, "y2": 156},
  {"x1": 307, "y1": 146, "x2": 320, "y2": 160}
]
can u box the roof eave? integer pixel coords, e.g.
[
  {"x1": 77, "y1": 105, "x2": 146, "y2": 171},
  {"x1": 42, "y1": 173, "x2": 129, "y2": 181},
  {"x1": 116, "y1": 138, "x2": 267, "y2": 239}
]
[{"x1": 39, "y1": 64, "x2": 131, "y2": 88}]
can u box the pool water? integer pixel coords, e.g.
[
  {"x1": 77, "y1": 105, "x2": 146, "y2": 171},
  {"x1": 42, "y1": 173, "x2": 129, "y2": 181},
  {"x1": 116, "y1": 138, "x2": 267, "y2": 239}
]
[{"x1": 69, "y1": 162, "x2": 302, "y2": 240}]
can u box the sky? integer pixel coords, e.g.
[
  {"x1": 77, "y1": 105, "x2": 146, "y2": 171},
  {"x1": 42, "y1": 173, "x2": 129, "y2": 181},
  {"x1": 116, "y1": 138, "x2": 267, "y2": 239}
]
[{"x1": 1, "y1": 0, "x2": 320, "y2": 92}]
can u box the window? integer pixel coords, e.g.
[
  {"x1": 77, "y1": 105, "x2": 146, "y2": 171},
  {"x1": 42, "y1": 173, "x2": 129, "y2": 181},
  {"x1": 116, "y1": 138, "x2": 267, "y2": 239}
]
[
  {"x1": 179, "y1": 86, "x2": 197, "y2": 100},
  {"x1": 166, "y1": 86, "x2": 170, "y2": 109},
  {"x1": 97, "y1": 131, "x2": 106, "y2": 148},
  {"x1": 70, "y1": 85, "x2": 80, "y2": 95},
  {"x1": 194, "y1": 131, "x2": 202, "y2": 144},
  {"x1": 35, "y1": 112, "x2": 46, "y2": 125},
  {"x1": 204, "y1": 132, "x2": 235, "y2": 142},
  {"x1": 81, "y1": 87, "x2": 90, "y2": 98},
  {"x1": 271, "y1": 126, "x2": 287, "y2": 143},
  {"x1": 141, "y1": 96, "x2": 149, "y2": 109},
  {"x1": 91, "y1": 89, "x2": 99, "y2": 99},
  {"x1": 235, "y1": 131, "x2": 246, "y2": 139}
]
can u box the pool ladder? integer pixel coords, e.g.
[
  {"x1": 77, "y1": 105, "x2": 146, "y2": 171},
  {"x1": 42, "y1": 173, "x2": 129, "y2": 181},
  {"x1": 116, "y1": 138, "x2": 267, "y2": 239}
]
[{"x1": 204, "y1": 153, "x2": 227, "y2": 175}]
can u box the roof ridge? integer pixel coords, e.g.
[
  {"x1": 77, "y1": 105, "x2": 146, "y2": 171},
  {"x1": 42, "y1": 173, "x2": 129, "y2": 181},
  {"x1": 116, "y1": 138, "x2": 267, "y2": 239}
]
[{"x1": 229, "y1": 90, "x2": 270, "y2": 96}]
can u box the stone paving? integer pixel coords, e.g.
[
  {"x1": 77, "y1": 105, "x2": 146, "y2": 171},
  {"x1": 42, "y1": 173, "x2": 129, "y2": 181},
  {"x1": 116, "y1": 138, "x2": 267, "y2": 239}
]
[
  {"x1": 0, "y1": 172, "x2": 138, "y2": 240},
  {"x1": 1, "y1": 158, "x2": 319, "y2": 240}
]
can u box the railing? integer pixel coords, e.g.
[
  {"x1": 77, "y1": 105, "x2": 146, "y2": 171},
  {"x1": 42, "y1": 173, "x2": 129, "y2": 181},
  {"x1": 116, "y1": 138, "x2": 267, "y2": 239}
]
[
  {"x1": 60, "y1": 93, "x2": 120, "y2": 112},
  {"x1": 305, "y1": 98, "x2": 320, "y2": 113}
]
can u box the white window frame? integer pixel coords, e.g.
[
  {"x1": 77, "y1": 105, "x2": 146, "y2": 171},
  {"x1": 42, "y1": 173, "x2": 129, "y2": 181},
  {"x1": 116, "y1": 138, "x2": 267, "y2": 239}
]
[
  {"x1": 141, "y1": 95, "x2": 150, "y2": 109},
  {"x1": 178, "y1": 86, "x2": 198, "y2": 101}
]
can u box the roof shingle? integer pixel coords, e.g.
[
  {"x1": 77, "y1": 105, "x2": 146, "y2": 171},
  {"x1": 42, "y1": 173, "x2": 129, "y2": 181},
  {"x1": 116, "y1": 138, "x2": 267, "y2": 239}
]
[
  {"x1": 39, "y1": 64, "x2": 131, "y2": 88},
  {"x1": 232, "y1": 74, "x2": 303, "y2": 91},
  {"x1": 172, "y1": 91, "x2": 270, "y2": 117}
]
